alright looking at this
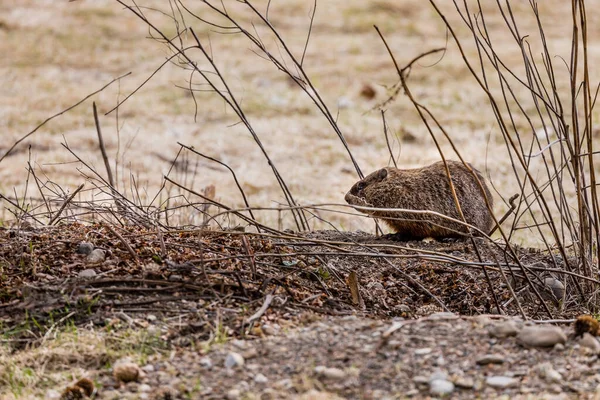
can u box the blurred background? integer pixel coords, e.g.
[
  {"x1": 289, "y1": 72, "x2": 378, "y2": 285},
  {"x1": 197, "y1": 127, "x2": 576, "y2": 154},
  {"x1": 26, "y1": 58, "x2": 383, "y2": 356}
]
[{"x1": 1, "y1": 0, "x2": 597, "y2": 245}]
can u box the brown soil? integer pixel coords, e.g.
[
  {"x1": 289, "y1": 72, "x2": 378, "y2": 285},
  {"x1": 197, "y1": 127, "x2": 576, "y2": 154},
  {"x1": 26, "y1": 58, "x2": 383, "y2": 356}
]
[{"x1": 0, "y1": 224, "x2": 591, "y2": 399}]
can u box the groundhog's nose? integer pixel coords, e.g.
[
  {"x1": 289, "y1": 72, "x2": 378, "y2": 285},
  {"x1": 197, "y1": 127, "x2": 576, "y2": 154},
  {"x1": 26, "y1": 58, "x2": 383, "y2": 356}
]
[{"x1": 344, "y1": 192, "x2": 352, "y2": 204}]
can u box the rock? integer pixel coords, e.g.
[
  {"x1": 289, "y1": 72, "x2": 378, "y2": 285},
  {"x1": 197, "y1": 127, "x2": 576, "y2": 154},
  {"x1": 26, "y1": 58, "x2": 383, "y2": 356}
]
[
  {"x1": 45, "y1": 389, "x2": 61, "y2": 399},
  {"x1": 428, "y1": 312, "x2": 456, "y2": 320},
  {"x1": 488, "y1": 320, "x2": 519, "y2": 338},
  {"x1": 413, "y1": 376, "x2": 429, "y2": 385},
  {"x1": 86, "y1": 249, "x2": 105, "y2": 264},
  {"x1": 242, "y1": 347, "x2": 258, "y2": 360},
  {"x1": 396, "y1": 304, "x2": 411, "y2": 313},
  {"x1": 78, "y1": 268, "x2": 96, "y2": 278},
  {"x1": 114, "y1": 362, "x2": 141, "y2": 383},
  {"x1": 146, "y1": 314, "x2": 157, "y2": 322},
  {"x1": 548, "y1": 383, "x2": 563, "y2": 394},
  {"x1": 262, "y1": 324, "x2": 280, "y2": 336},
  {"x1": 254, "y1": 373, "x2": 268, "y2": 384},
  {"x1": 476, "y1": 354, "x2": 505, "y2": 365},
  {"x1": 429, "y1": 379, "x2": 454, "y2": 396},
  {"x1": 579, "y1": 332, "x2": 600, "y2": 354},
  {"x1": 168, "y1": 274, "x2": 183, "y2": 282},
  {"x1": 553, "y1": 343, "x2": 565, "y2": 351},
  {"x1": 543, "y1": 277, "x2": 565, "y2": 300},
  {"x1": 225, "y1": 352, "x2": 245, "y2": 369},
  {"x1": 314, "y1": 366, "x2": 347, "y2": 380},
  {"x1": 536, "y1": 362, "x2": 562, "y2": 383},
  {"x1": 141, "y1": 364, "x2": 155, "y2": 373},
  {"x1": 367, "y1": 282, "x2": 384, "y2": 291},
  {"x1": 138, "y1": 384, "x2": 152, "y2": 392},
  {"x1": 454, "y1": 377, "x2": 475, "y2": 389},
  {"x1": 414, "y1": 348, "x2": 432, "y2": 355},
  {"x1": 102, "y1": 390, "x2": 121, "y2": 399},
  {"x1": 77, "y1": 242, "x2": 94, "y2": 255},
  {"x1": 226, "y1": 388, "x2": 241, "y2": 400},
  {"x1": 486, "y1": 376, "x2": 519, "y2": 388},
  {"x1": 429, "y1": 370, "x2": 448, "y2": 382},
  {"x1": 274, "y1": 378, "x2": 293, "y2": 390},
  {"x1": 298, "y1": 390, "x2": 346, "y2": 400},
  {"x1": 231, "y1": 339, "x2": 248, "y2": 349},
  {"x1": 199, "y1": 356, "x2": 213, "y2": 369},
  {"x1": 517, "y1": 326, "x2": 566, "y2": 347}
]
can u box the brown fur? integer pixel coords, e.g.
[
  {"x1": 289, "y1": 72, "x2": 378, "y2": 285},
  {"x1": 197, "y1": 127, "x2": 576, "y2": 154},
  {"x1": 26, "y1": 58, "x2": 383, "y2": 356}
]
[
  {"x1": 574, "y1": 315, "x2": 600, "y2": 337},
  {"x1": 60, "y1": 378, "x2": 95, "y2": 399},
  {"x1": 345, "y1": 160, "x2": 494, "y2": 240}
]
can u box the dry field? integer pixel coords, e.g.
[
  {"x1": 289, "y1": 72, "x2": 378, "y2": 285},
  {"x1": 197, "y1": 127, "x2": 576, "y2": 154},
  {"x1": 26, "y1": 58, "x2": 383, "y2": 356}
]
[{"x1": 1, "y1": 0, "x2": 599, "y2": 246}]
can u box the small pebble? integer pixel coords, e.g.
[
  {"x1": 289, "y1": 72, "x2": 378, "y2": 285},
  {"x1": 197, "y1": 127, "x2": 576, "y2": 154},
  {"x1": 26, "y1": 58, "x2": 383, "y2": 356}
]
[
  {"x1": 262, "y1": 324, "x2": 280, "y2": 336},
  {"x1": 231, "y1": 339, "x2": 247, "y2": 349},
  {"x1": 454, "y1": 377, "x2": 474, "y2": 389},
  {"x1": 314, "y1": 366, "x2": 346, "y2": 380},
  {"x1": 415, "y1": 348, "x2": 432, "y2": 355},
  {"x1": 76, "y1": 242, "x2": 94, "y2": 255},
  {"x1": 367, "y1": 282, "x2": 384, "y2": 291},
  {"x1": 45, "y1": 389, "x2": 61, "y2": 399},
  {"x1": 254, "y1": 373, "x2": 268, "y2": 384},
  {"x1": 428, "y1": 312, "x2": 456, "y2": 320},
  {"x1": 141, "y1": 364, "x2": 155, "y2": 373},
  {"x1": 486, "y1": 376, "x2": 519, "y2": 388},
  {"x1": 242, "y1": 347, "x2": 258, "y2": 360},
  {"x1": 553, "y1": 343, "x2": 565, "y2": 352},
  {"x1": 549, "y1": 383, "x2": 563, "y2": 393},
  {"x1": 199, "y1": 356, "x2": 213, "y2": 369},
  {"x1": 226, "y1": 388, "x2": 241, "y2": 400},
  {"x1": 579, "y1": 332, "x2": 600, "y2": 354},
  {"x1": 86, "y1": 249, "x2": 105, "y2": 264},
  {"x1": 429, "y1": 370, "x2": 448, "y2": 382},
  {"x1": 274, "y1": 379, "x2": 293, "y2": 390},
  {"x1": 488, "y1": 321, "x2": 519, "y2": 338},
  {"x1": 429, "y1": 379, "x2": 454, "y2": 396},
  {"x1": 78, "y1": 269, "x2": 96, "y2": 278},
  {"x1": 543, "y1": 277, "x2": 565, "y2": 300},
  {"x1": 413, "y1": 376, "x2": 429, "y2": 385},
  {"x1": 536, "y1": 362, "x2": 562, "y2": 383},
  {"x1": 138, "y1": 384, "x2": 152, "y2": 392},
  {"x1": 225, "y1": 352, "x2": 245, "y2": 369},
  {"x1": 476, "y1": 354, "x2": 505, "y2": 365},
  {"x1": 168, "y1": 274, "x2": 183, "y2": 282},
  {"x1": 146, "y1": 314, "x2": 157, "y2": 322},
  {"x1": 517, "y1": 326, "x2": 566, "y2": 347},
  {"x1": 114, "y1": 362, "x2": 141, "y2": 383}
]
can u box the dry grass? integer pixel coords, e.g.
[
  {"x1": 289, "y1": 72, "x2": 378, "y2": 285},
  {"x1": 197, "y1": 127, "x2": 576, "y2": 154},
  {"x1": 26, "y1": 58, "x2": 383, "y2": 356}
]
[
  {"x1": 1, "y1": 1, "x2": 599, "y2": 241},
  {"x1": 0, "y1": 325, "x2": 168, "y2": 399}
]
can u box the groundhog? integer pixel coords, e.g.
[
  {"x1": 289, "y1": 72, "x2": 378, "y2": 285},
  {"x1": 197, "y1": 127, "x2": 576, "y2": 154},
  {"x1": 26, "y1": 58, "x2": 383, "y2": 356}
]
[{"x1": 345, "y1": 160, "x2": 494, "y2": 240}]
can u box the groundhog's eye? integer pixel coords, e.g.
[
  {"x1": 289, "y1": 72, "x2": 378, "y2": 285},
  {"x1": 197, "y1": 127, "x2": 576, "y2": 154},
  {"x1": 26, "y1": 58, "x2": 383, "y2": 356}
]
[{"x1": 356, "y1": 182, "x2": 366, "y2": 191}]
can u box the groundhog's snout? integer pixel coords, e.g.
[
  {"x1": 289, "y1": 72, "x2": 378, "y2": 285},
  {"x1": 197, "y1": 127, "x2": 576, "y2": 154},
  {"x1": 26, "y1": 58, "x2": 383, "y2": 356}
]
[{"x1": 344, "y1": 192, "x2": 353, "y2": 204}]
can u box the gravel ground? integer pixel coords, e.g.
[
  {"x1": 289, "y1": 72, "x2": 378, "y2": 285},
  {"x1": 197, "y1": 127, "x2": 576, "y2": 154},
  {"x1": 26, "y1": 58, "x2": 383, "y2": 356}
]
[{"x1": 74, "y1": 313, "x2": 600, "y2": 400}]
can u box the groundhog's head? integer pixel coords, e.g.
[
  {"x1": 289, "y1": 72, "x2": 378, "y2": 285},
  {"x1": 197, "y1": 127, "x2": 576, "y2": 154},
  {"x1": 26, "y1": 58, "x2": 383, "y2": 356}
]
[{"x1": 344, "y1": 168, "x2": 391, "y2": 213}]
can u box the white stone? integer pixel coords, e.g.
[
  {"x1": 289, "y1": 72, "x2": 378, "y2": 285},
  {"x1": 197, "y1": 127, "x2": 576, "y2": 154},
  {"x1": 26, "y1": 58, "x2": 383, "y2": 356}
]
[{"x1": 225, "y1": 352, "x2": 245, "y2": 369}]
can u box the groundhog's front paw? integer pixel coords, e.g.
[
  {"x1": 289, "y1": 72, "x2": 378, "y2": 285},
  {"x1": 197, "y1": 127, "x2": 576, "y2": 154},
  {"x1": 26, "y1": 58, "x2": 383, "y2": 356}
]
[{"x1": 379, "y1": 232, "x2": 413, "y2": 242}]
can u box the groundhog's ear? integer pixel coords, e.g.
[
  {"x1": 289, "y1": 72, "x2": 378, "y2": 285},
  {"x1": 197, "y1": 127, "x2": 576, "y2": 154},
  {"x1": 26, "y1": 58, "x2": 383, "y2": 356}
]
[{"x1": 378, "y1": 169, "x2": 388, "y2": 180}]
